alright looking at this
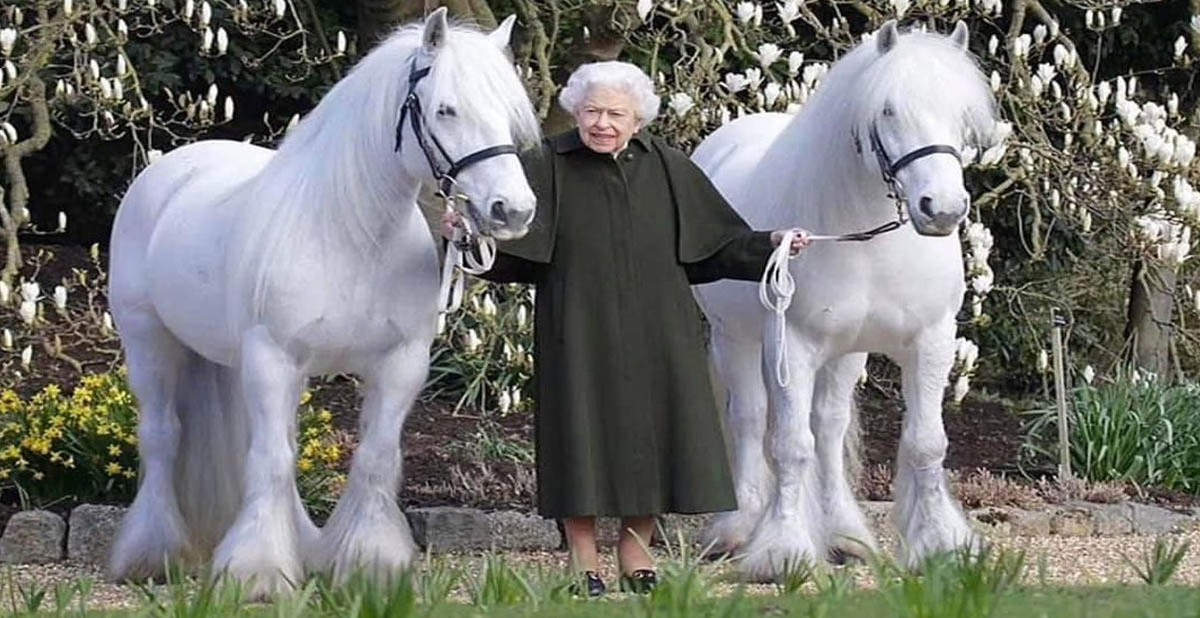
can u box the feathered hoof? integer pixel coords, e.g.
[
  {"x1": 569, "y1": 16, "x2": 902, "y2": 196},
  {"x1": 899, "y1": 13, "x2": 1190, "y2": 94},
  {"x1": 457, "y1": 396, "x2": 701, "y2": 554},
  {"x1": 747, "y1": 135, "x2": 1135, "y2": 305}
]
[
  {"x1": 700, "y1": 509, "x2": 761, "y2": 560},
  {"x1": 899, "y1": 520, "x2": 984, "y2": 570},
  {"x1": 735, "y1": 518, "x2": 823, "y2": 583},
  {"x1": 307, "y1": 499, "x2": 417, "y2": 585},
  {"x1": 108, "y1": 494, "x2": 199, "y2": 583}
]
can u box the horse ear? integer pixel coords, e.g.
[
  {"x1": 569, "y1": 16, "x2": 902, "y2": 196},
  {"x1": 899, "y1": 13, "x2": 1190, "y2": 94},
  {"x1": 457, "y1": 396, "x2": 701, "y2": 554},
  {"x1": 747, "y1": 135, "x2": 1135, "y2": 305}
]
[
  {"x1": 488, "y1": 14, "x2": 517, "y2": 50},
  {"x1": 422, "y1": 7, "x2": 449, "y2": 53},
  {"x1": 876, "y1": 20, "x2": 900, "y2": 54},
  {"x1": 949, "y1": 21, "x2": 969, "y2": 51}
]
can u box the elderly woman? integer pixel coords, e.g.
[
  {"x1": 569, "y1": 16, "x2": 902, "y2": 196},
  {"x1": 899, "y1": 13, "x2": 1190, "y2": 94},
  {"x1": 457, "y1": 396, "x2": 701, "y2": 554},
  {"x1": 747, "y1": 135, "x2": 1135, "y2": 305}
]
[{"x1": 447, "y1": 61, "x2": 809, "y2": 596}]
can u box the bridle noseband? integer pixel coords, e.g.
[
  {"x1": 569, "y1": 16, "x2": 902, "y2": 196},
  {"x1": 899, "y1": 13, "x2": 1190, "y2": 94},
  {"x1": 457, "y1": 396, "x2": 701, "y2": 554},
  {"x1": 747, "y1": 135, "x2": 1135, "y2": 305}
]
[
  {"x1": 394, "y1": 60, "x2": 519, "y2": 202},
  {"x1": 836, "y1": 122, "x2": 961, "y2": 242}
]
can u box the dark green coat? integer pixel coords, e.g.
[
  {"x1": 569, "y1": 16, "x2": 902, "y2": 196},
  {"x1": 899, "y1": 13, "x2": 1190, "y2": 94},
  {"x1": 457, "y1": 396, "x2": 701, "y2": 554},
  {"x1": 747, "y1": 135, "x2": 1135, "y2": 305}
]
[{"x1": 483, "y1": 129, "x2": 773, "y2": 518}]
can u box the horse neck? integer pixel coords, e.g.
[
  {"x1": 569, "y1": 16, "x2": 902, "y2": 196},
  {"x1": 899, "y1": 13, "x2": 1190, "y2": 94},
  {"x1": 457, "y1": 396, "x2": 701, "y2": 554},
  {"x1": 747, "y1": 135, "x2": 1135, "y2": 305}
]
[{"x1": 250, "y1": 65, "x2": 426, "y2": 260}]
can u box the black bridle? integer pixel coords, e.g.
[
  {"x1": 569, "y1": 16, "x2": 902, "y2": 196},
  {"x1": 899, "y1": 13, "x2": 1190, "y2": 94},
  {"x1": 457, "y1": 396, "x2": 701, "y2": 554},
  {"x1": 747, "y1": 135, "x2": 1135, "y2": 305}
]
[
  {"x1": 838, "y1": 123, "x2": 961, "y2": 242},
  {"x1": 394, "y1": 61, "x2": 519, "y2": 200}
]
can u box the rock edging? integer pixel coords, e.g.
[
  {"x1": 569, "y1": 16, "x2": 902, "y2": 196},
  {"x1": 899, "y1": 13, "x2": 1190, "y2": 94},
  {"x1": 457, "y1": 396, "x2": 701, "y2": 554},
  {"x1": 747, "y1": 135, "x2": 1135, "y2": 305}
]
[{"x1": 1, "y1": 500, "x2": 1196, "y2": 566}]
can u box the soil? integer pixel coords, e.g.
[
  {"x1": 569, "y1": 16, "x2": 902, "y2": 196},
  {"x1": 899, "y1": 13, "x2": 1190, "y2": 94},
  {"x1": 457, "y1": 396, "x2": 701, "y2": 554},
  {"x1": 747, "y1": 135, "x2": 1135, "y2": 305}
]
[{"x1": 0, "y1": 242, "x2": 1149, "y2": 523}]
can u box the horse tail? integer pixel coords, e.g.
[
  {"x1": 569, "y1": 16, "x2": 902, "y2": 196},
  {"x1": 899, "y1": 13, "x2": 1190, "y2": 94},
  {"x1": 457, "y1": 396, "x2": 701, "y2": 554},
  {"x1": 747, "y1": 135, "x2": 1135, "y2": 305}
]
[{"x1": 173, "y1": 352, "x2": 249, "y2": 558}]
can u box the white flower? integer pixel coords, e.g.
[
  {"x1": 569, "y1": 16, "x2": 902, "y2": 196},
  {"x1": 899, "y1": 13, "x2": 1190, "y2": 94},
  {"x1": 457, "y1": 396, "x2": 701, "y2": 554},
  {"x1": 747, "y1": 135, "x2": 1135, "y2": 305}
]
[
  {"x1": 99, "y1": 78, "x2": 113, "y2": 100},
  {"x1": 952, "y1": 374, "x2": 970, "y2": 403},
  {"x1": 763, "y1": 81, "x2": 783, "y2": 108},
  {"x1": 464, "y1": 328, "x2": 481, "y2": 352},
  {"x1": 224, "y1": 96, "x2": 235, "y2": 121},
  {"x1": 184, "y1": 0, "x2": 194, "y2": 20},
  {"x1": 636, "y1": 0, "x2": 653, "y2": 22},
  {"x1": 217, "y1": 27, "x2": 228, "y2": 55},
  {"x1": 971, "y1": 269, "x2": 994, "y2": 295},
  {"x1": 511, "y1": 387, "x2": 522, "y2": 408},
  {"x1": 63, "y1": 0, "x2": 73, "y2": 16},
  {"x1": 84, "y1": 22, "x2": 97, "y2": 45},
  {"x1": 89, "y1": 59, "x2": 100, "y2": 81},
  {"x1": 286, "y1": 113, "x2": 300, "y2": 133},
  {"x1": 777, "y1": 0, "x2": 801, "y2": 24},
  {"x1": 1029, "y1": 75, "x2": 1044, "y2": 98},
  {"x1": 273, "y1": 0, "x2": 286, "y2": 19},
  {"x1": 435, "y1": 313, "x2": 445, "y2": 335},
  {"x1": 722, "y1": 72, "x2": 750, "y2": 94},
  {"x1": 801, "y1": 63, "x2": 825, "y2": 87},
  {"x1": 668, "y1": 92, "x2": 694, "y2": 116},
  {"x1": 20, "y1": 282, "x2": 39, "y2": 303},
  {"x1": 201, "y1": 27, "x2": 214, "y2": 53},
  {"x1": 987, "y1": 35, "x2": 998, "y2": 56},
  {"x1": 1111, "y1": 7, "x2": 1122, "y2": 25},
  {"x1": 199, "y1": 1, "x2": 211, "y2": 27},
  {"x1": 787, "y1": 51, "x2": 804, "y2": 76},
  {"x1": 336, "y1": 31, "x2": 347, "y2": 54},
  {"x1": 955, "y1": 338, "x2": 979, "y2": 373},
  {"x1": 1036, "y1": 63, "x2": 1057, "y2": 85},
  {"x1": 1080, "y1": 210, "x2": 1092, "y2": 233},
  {"x1": 1037, "y1": 349, "x2": 1049, "y2": 373},
  {"x1": 989, "y1": 71, "x2": 1001, "y2": 92},
  {"x1": 0, "y1": 28, "x2": 16, "y2": 55},
  {"x1": 1097, "y1": 81, "x2": 1112, "y2": 107},
  {"x1": 1082, "y1": 365, "x2": 1095, "y2": 385},
  {"x1": 206, "y1": 84, "x2": 218, "y2": 106},
  {"x1": 1117, "y1": 146, "x2": 1130, "y2": 168},
  {"x1": 735, "y1": 2, "x2": 756, "y2": 24},
  {"x1": 743, "y1": 67, "x2": 763, "y2": 91},
  {"x1": 1033, "y1": 24, "x2": 1047, "y2": 45},
  {"x1": 1, "y1": 329, "x2": 11, "y2": 350},
  {"x1": 18, "y1": 300, "x2": 36, "y2": 325},
  {"x1": 1052, "y1": 44, "x2": 1070, "y2": 68},
  {"x1": 498, "y1": 389, "x2": 511, "y2": 414},
  {"x1": 20, "y1": 345, "x2": 31, "y2": 369},
  {"x1": 1174, "y1": 36, "x2": 1187, "y2": 60},
  {"x1": 0, "y1": 281, "x2": 7, "y2": 304},
  {"x1": 516, "y1": 304, "x2": 528, "y2": 328},
  {"x1": 481, "y1": 293, "x2": 497, "y2": 317},
  {"x1": 1192, "y1": 15, "x2": 1200, "y2": 35},
  {"x1": 755, "y1": 43, "x2": 782, "y2": 68},
  {"x1": 53, "y1": 285, "x2": 67, "y2": 310},
  {"x1": 890, "y1": 0, "x2": 910, "y2": 17}
]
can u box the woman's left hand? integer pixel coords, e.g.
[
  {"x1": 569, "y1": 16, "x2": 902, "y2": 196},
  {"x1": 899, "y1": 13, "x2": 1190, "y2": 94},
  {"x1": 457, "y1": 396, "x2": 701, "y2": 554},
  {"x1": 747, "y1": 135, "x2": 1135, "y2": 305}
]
[{"x1": 771, "y1": 228, "x2": 812, "y2": 256}]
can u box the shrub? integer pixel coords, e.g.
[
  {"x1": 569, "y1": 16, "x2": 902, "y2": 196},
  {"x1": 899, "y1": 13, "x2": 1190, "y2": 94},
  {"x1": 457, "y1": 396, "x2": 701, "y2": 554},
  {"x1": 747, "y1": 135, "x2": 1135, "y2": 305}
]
[
  {"x1": 1024, "y1": 374, "x2": 1200, "y2": 493},
  {"x1": 0, "y1": 371, "x2": 349, "y2": 513}
]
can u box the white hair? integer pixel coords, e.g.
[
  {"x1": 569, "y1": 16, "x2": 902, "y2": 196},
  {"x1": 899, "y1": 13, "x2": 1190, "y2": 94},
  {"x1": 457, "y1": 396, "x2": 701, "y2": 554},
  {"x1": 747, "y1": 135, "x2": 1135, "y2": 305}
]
[{"x1": 558, "y1": 61, "x2": 661, "y2": 127}]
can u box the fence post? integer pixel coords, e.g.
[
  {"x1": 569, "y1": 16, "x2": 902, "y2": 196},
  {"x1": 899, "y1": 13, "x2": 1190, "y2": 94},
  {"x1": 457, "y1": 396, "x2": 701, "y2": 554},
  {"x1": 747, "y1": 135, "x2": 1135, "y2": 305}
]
[{"x1": 1051, "y1": 308, "x2": 1072, "y2": 480}]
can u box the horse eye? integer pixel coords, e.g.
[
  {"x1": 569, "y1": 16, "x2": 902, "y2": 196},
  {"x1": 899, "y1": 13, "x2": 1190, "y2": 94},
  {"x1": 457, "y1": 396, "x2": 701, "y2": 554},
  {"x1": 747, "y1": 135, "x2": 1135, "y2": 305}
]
[{"x1": 437, "y1": 105, "x2": 457, "y2": 118}]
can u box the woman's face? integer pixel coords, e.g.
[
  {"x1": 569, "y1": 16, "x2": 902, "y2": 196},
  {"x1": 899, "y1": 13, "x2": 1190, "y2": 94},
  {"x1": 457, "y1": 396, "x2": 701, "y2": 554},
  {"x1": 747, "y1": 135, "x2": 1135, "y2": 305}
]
[{"x1": 575, "y1": 86, "x2": 640, "y2": 154}]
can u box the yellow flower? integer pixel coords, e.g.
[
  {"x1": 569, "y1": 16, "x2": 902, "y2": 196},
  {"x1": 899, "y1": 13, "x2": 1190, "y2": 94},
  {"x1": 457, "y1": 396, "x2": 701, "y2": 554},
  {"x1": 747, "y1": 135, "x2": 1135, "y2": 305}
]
[
  {"x1": 33, "y1": 471, "x2": 43, "y2": 481},
  {"x1": 0, "y1": 468, "x2": 8, "y2": 479},
  {"x1": 300, "y1": 391, "x2": 313, "y2": 405},
  {"x1": 105, "y1": 462, "x2": 123, "y2": 476},
  {"x1": 107, "y1": 444, "x2": 121, "y2": 457},
  {"x1": 43, "y1": 384, "x2": 61, "y2": 399},
  {"x1": 63, "y1": 456, "x2": 75, "y2": 469},
  {"x1": 297, "y1": 458, "x2": 313, "y2": 472},
  {"x1": 123, "y1": 470, "x2": 136, "y2": 479},
  {"x1": 317, "y1": 409, "x2": 332, "y2": 424}
]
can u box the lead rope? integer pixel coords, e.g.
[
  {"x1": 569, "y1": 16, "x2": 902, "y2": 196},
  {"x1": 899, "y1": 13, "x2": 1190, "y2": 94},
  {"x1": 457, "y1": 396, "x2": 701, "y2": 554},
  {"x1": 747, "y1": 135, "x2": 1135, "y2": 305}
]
[
  {"x1": 437, "y1": 200, "x2": 496, "y2": 314},
  {"x1": 759, "y1": 230, "x2": 798, "y2": 387}
]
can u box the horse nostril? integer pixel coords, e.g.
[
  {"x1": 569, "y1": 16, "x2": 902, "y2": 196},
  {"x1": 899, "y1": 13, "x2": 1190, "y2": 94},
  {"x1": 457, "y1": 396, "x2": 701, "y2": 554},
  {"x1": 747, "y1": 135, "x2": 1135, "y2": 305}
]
[
  {"x1": 490, "y1": 200, "x2": 507, "y2": 222},
  {"x1": 919, "y1": 196, "x2": 935, "y2": 218}
]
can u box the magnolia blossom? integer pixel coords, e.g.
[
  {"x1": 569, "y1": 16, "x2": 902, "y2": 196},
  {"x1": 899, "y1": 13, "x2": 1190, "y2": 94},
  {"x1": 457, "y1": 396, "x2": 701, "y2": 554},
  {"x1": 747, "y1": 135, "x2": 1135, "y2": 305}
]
[
  {"x1": 18, "y1": 300, "x2": 36, "y2": 325},
  {"x1": 516, "y1": 304, "x2": 528, "y2": 328},
  {"x1": 735, "y1": 2, "x2": 757, "y2": 25},
  {"x1": 482, "y1": 293, "x2": 497, "y2": 317},
  {"x1": 777, "y1": 0, "x2": 801, "y2": 24},
  {"x1": 435, "y1": 313, "x2": 445, "y2": 335},
  {"x1": 0, "y1": 28, "x2": 16, "y2": 55},
  {"x1": 202, "y1": 27, "x2": 214, "y2": 53},
  {"x1": 85, "y1": 22, "x2": 97, "y2": 45},
  {"x1": 224, "y1": 96, "x2": 235, "y2": 121},
  {"x1": 20, "y1": 282, "x2": 39, "y2": 303},
  {"x1": 273, "y1": 0, "x2": 286, "y2": 19},
  {"x1": 498, "y1": 389, "x2": 512, "y2": 413},
  {"x1": 1037, "y1": 349, "x2": 1049, "y2": 373},
  {"x1": 1175, "y1": 36, "x2": 1187, "y2": 60},
  {"x1": 53, "y1": 286, "x2": 67, "y2": 310},
  {"x1": 58, "y1": 211, "x2": 67, "y2": 231},
  {"x1": 952, "y1": 374, "x2": 970, "y2": 403},
  {"x1": 200, "y1": 1, "x2": 212, "y2": 27},
  {"x1": 955, "y1": 338, "x2": 979, "y2": 374},
  {"x1": 217, "y1": 27, "x2": 228, "y2": 55},
  {"x1": 1082, "y1": 365, "x2": 1095, "y2": 385},
  {"x1": 987, "y1": 35, "x2": 998, "y2": 56},
  {"x1": 668, "y1": 92, "x2": 694, "y2": 116},
  {"x1": 0, "y1": 281, "x2": 8, "y2": 304},
  {"x1": 755, "y1": 43, "x2": 782, "y2": 68},
  {"x1": 763, "y1": 81, "x2": 783, "y2": 107},
  {"x1": 20, "y1": 346, "x2": 31, "y2": 369},
  {"x1": 722, "y1": 72, "x2": 750, "y2": 93},
  {"x1": 464, "y1": 328, "x2": 481, "y2": 352},
  {"x1": 336, "y1": 31, "x2": 347, "y2": 54},
  {"x1": 1033, "y1": 24, "x2": 1047, "y2": 45},
  {"x1": 636, "y1": 0, "x2": 653, "y2": 22},
  {"x1": 102, "y1": 311, "x2": 114, "y2": 333},
  {"x1": 1, "y1": 329, "x2": 11, "y2": 350}
]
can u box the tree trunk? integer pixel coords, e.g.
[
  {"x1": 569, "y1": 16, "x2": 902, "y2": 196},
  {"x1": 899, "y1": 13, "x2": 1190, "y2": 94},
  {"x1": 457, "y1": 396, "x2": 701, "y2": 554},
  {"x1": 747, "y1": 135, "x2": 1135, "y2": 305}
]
[{"x1": 1124, "y1": 259, "x2": 1177, "y2": 378}]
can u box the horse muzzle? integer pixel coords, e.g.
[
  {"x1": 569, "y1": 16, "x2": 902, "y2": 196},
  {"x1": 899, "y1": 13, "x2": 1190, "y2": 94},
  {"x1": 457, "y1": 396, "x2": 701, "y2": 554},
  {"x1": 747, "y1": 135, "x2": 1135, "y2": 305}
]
[{"x1": 910, "y1": 194, "x2": 968, "y2": 237}]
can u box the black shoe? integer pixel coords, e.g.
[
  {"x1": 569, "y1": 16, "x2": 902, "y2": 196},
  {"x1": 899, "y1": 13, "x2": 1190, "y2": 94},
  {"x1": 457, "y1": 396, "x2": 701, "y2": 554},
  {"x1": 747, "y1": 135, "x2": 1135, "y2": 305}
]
[
  {"x1": 619, "y1": 569, "x2": 657, "y2": 594},
  {"x1": 570, "y1": 570, "x2": 606, "y2": 598}
]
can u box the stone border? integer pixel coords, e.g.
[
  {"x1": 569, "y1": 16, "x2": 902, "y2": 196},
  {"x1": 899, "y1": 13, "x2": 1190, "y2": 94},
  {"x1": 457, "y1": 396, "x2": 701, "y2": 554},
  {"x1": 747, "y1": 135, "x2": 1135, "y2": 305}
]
[{"x1": 1, "y1": 500, "x2": 1197, "y2": 566}]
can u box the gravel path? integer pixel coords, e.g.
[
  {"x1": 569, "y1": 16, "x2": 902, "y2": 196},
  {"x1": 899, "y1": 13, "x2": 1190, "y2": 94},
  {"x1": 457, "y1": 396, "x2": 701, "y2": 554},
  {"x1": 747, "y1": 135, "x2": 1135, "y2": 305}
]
[{"x1": 2, "y1": 530, "x2": 1199, "y2": 611}]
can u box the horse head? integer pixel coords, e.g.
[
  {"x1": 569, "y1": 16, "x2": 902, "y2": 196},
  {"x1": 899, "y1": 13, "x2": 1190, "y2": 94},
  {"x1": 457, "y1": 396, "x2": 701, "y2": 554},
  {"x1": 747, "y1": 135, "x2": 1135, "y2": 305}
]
[
  {"x1": 395, "y1": 9, "x2": 539, "y2": 241},
  {"x1": 853, "y1": 20, "x2": 1001, "y2": 236}
]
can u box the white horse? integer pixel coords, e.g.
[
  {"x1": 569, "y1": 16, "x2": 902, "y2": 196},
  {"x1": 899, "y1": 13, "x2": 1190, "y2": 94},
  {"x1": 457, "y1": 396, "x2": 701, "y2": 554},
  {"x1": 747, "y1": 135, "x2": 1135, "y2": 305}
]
[
  {"x1": 106, "y1": 9, "x2": 539, "y2": 596},
  {"x1": 692, "y1": 21, "x2": 1000, "y2": 579}
]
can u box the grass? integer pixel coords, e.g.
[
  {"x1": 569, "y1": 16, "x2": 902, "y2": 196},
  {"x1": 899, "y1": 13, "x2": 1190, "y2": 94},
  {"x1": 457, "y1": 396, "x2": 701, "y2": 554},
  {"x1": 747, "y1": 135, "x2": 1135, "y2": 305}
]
[{"x1": 1, "y1": 538, "x2": 1196, "y2": 618}]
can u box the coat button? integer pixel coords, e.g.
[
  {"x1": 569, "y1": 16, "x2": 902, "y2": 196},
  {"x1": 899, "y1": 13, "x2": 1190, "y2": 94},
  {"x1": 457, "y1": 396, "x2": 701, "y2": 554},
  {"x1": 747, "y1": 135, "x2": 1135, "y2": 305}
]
[{"x1": 621, "y1": 152, "x2": 634, "y2": 162}]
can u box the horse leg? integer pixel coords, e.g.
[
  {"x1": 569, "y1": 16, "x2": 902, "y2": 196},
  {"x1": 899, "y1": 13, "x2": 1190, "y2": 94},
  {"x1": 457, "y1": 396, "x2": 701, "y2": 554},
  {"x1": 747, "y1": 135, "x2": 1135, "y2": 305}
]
[
  {"x1": 702, "y1": 331, "x2": 772, "y2": 557},
  {"x1": 813, "y1": 353, "x2": 878, "y2": 561},
  {"x1": 211, "y1": 326, "x2": 306, "y2": 599},
  {"x1": 310, "y1": 341, "x2": 427, "y2": 583},
  {"x1": 736, "y1": 325, "x2": 823, "y2": 582},
  {"x1": 893, "y1": 321, "x2": 978, "y2": 568},
  {"x1": 109, "y1": 310, "x2": 198, "y2": 581}
]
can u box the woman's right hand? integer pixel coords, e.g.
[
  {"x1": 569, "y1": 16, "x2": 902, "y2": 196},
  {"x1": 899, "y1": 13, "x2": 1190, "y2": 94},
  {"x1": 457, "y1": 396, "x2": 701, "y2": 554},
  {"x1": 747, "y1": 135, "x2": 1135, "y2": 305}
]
[{"x1": 440, "y1": 209, "x2": 465, "y2": 240}]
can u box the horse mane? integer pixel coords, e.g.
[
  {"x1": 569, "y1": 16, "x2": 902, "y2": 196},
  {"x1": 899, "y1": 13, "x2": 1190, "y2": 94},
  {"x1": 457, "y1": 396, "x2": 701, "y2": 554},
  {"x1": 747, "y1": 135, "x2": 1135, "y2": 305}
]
[
  {"x1": 753, "y1": 27, "x2": 998, "y2": 230},
  {"x1": 229, "y1": 20, "x2": 541, "y2": 322}
]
